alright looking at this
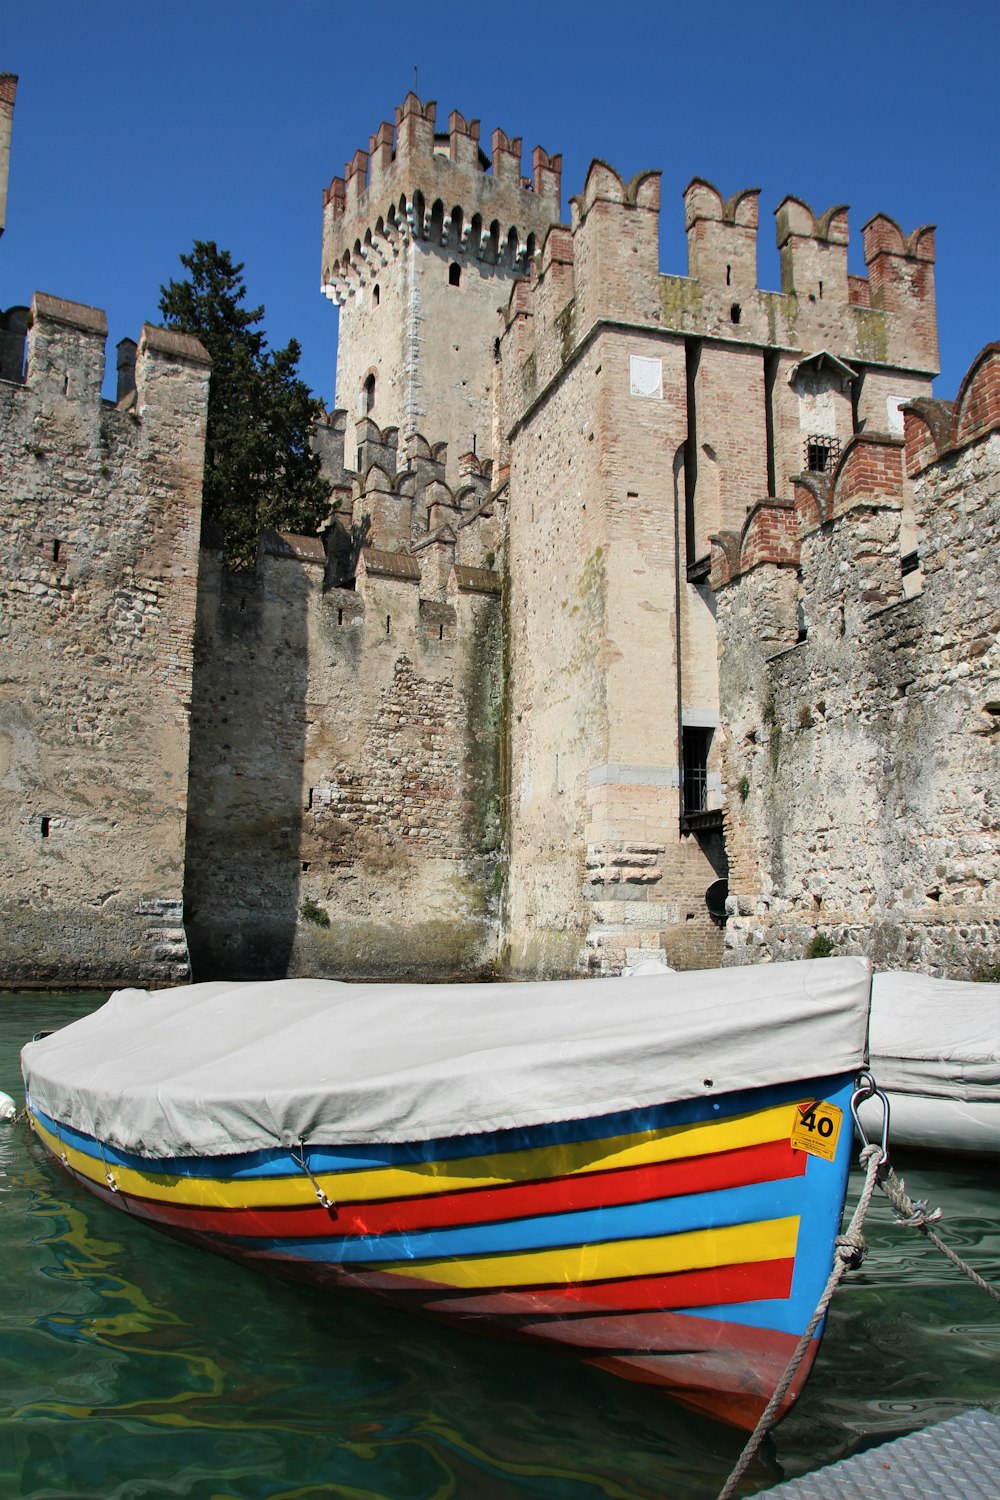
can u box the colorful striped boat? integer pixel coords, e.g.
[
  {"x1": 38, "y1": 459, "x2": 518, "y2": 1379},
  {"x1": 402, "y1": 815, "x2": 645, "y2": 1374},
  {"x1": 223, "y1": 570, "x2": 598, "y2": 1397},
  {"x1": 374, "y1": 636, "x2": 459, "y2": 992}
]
[{"x1": 21, "y1": 959, "x2": 872, "y2": 1430}]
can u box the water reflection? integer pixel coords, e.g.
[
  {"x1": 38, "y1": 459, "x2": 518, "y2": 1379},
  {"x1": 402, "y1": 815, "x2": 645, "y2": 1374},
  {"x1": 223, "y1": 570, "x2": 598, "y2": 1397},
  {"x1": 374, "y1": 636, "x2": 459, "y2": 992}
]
[{"x1": 2, "y1": 994, "x2": 998, "y2": 1499}]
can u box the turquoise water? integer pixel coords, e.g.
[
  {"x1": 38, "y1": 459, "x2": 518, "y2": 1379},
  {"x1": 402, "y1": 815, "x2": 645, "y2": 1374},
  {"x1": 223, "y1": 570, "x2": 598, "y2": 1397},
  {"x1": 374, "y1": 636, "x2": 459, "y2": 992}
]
[{"x1": 2, "y1": 993, "x2": 998, "y2": 1500}]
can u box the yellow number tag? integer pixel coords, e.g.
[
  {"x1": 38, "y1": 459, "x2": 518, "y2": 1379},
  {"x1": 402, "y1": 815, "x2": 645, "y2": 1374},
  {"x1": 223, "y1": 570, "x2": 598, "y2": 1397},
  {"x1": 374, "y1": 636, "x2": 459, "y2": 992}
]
[{"x1": 790, "y1": 1100, "x2": 842, "y2": 1161}]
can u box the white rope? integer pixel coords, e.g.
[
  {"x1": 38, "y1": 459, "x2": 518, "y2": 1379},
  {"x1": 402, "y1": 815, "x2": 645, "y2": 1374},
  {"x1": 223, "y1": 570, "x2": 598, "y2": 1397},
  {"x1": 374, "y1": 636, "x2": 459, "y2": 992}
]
[
  {"x1": 879, "y1": 1165, "x2": 1000, "y2": 1306},
  {"x1": 716, "y1": 1144, "x2": 883, "y2": 1500}
]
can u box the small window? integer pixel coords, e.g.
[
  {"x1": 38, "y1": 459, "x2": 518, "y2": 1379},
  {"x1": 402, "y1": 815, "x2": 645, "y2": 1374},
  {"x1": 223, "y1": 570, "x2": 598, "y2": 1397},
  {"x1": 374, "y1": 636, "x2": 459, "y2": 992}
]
[
  {"x1": 682, "y1": 728, "x2": 712, "y2": 817},
  {"x1": 363, "y1": 373, "x2": 376, "y2": 414},
  {"x1": 730, "y1": 303, "x2": 741, "y2": 325},
  {"x1": 52, "y1": 540, "x2": 61, "y2": 563},
  {"x1": 901, "y1": 550, "x2": 920, "y2": 577},
  {"x1": 805, "y1": 434, "x2": 840, "y2": 473},
  {"x1": 40, "y1": 816, "x2": 51, "y2": 838},
  {"x1": 448, "y1": 263, "x2": 461, "y2": 287},
  {"x1": 372, "y1": 283, "x2": 380, "y2": 306}
]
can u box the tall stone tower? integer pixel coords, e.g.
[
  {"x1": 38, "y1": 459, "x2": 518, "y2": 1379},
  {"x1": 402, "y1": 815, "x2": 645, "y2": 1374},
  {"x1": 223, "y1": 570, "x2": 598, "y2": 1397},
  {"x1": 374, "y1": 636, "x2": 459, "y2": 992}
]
[
  {"x1": 0, "y1": 73, "x2": 16, "y2": 238},
  {"x1": 321, "y1": 94, "x2": 561, "y2": 474}
]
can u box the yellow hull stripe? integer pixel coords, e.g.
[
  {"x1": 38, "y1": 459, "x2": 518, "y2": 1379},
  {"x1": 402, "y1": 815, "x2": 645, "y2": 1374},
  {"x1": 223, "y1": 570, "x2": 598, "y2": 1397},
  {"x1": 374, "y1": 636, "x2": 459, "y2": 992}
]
[
  {"x1": 382, "y1": 1217, "x2": 800, "y2": 1289},
  {"x1": 32, "y1": 1100, "x2": 801, "y2": 1211}
]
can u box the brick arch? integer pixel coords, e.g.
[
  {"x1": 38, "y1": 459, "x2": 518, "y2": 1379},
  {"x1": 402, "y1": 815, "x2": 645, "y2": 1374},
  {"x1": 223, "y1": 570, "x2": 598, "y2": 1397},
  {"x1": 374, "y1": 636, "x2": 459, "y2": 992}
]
[
  {"x1": 954, "y1": 342, "x2": 1000, "y2": 448},
  {"x1": 828, "y1": 433, "x2": 904, "y2": 516}
]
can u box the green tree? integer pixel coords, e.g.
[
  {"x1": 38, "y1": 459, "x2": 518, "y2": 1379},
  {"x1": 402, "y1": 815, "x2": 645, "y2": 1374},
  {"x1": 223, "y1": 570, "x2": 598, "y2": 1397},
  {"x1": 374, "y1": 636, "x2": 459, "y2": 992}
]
[{"x1": 159, "y1": 241, "x2": 330, "y2": 570}]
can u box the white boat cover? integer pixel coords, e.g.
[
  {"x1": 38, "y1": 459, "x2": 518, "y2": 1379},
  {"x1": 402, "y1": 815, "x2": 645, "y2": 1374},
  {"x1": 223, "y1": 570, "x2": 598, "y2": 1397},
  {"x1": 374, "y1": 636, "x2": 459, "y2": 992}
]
[
  {"x1": 870, "y1": 971, "x2": 1000, "y2": 1102},
  {"x1": 21, "y1": 958, "x2": 871, "y2": 1159}
]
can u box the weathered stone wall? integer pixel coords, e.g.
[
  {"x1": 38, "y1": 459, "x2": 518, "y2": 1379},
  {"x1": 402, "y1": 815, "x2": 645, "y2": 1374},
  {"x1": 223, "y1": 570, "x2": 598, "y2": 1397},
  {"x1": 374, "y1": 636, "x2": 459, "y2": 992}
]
[
  {"x1": 184, "y1": 424, "x2": 505, "y2": 981},
  {"x1": 503, "y1": 267, "x2": 726, "y2": 974},
  {"x1": 0, "y1": 295, "x2": 209, "y2": 986},
  {"x1": 716, "y1": 347, "x2": 1000, "y2": 977}
]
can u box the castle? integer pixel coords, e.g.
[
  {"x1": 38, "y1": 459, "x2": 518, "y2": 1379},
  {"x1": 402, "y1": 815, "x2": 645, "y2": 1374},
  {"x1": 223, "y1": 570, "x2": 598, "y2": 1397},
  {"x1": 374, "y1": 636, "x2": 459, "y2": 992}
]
[{"x1": 2, "y1": 80, "x2": 997, "y2": 987}]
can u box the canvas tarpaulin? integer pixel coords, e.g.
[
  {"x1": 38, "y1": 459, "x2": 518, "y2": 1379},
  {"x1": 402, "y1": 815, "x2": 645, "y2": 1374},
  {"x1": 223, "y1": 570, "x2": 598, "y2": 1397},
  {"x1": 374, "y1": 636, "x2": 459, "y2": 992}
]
[
  {"x1": 870, "y1": 970, "x2": 1000, "y2": 1101},
  {"x1": 22, "y1": 958, "x2": 871, "y2": 1158}
]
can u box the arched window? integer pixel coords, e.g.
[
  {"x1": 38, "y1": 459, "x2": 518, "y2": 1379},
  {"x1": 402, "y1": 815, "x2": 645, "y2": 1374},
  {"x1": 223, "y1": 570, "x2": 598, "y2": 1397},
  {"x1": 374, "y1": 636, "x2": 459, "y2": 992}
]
[
  {"x1": 373, "y1": 284, "x2": 380, "y2": 307},
  {"x1": 363, "y1": 373, "x2": 376, "y2": 413},
  {"x1": 448, "y1": 263, "x2": 461, "y2": 287}
]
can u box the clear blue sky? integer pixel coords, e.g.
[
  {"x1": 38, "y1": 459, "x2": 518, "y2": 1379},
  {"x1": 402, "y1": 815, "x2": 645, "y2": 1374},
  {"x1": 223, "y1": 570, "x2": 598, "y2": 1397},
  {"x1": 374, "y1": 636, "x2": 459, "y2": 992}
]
[{"x1": 3, "y1": 1, "x2": 997, "y2": 403}]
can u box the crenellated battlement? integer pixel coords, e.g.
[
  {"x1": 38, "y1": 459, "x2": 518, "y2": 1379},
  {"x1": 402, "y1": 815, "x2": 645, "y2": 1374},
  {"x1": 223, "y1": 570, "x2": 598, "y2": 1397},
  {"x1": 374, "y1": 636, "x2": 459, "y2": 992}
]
[
  {"x1": 903, "y1": 342, "x2": 999, "y2": 471},
  {"x1": 710, "y1": 431, "x2": 906, "y2": 589},
  {"x1": 321, "y1": 95, "x2": 562, "y2": 304},
  {"x1": 712, "y1": 346, "x2": 1000, "y2": 612},
  {"x1": 716, "y1": 343, "x2": 1000, "y2": 976},
  {"x1": 497, "y1": 159, "x2": 940, "y2": 403},
  {"x1": 6, "y1": 292, "x2": 211, "y2": 429},
  {"x1": 684, "y1": 178, "x2": 760, "y2": 296}
]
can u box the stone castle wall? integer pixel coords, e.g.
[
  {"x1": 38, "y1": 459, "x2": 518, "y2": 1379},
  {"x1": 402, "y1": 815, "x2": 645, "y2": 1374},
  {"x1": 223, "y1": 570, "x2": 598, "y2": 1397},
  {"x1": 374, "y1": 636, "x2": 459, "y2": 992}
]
[
  {"x1": 715, "y1": 346, "x2": 1000, "y2": 977},
  {"x1": 184, "y1": 418, "x2": 506, "y2": 981},
  {"x1": 3, "y1": 88, "x2": 994, "y2": 990},
  {"x1": 495, "y1": 154, "x2": 942, "y2": 976},
  {"x1": 0, "y1": 295, "x2": 209, "y2": 986}
]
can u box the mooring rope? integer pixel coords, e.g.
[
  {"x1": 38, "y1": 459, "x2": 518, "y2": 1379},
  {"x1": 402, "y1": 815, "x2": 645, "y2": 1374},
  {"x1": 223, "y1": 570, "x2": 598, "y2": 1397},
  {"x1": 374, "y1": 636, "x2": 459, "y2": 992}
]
[
  {"x1": 879, "y1": 1164, "x2": 1000, "y2": 1306},
  {"x1": 717, "y1": 1080, "x2": 1000, "y2": 1500},
  {"x1": 716, "y1": 1143, "x2": 884, "y2": 1500}
]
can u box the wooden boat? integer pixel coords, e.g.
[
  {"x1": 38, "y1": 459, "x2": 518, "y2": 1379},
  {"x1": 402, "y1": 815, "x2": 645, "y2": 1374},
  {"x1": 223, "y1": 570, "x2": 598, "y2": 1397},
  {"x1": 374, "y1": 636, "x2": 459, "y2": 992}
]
[
  {"x1": 857, "y1": 970, "x2": 1000, "y2": 1156},
  {"x1": 21, "y1": 958, "x2": 871, "y2": 1431}
]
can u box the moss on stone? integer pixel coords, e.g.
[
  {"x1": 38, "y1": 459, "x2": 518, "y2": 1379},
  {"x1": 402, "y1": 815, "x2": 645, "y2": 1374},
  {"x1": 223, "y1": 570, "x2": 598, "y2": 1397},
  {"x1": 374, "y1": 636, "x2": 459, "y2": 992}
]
[
  {"x1": 852, "y1": 307, "x2": 889, "y2": 364},
  {"x1": 555, "y1": 300, "x2": 575, "y2": 365},
  {"x1": 658, "y1": 275, "x2": 703, "y2": 329},
  {"x1": 504, "y1": 927, "x2": 586, "y2": 979},
  {"x1": 291, "y1": 915, "x2": 496, "y2": 980}
]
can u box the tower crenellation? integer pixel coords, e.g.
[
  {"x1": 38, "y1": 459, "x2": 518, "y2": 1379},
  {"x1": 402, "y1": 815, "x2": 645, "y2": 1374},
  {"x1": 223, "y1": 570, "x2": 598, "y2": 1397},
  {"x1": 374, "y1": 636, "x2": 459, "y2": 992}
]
[
  {"x1": 775, "y1": 196, "x2": 851, "y2": 302},
  {"x1": 684, "y1": 179, "x2": 760, "y2": 297},
  {"x1": 321, "y1": 94, "x2": 561, "y2": 298},
  {"x1": 320, "y1": 97, "x2": 562, "y2": 483}
]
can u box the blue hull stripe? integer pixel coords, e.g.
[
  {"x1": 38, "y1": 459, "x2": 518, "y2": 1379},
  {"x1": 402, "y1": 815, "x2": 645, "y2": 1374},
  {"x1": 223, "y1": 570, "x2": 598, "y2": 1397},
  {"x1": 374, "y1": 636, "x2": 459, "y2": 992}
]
[
  {"x1": 27, "y1": 1073, "x2": 849, "y2": 1179},
  {"x1": 221, "y1": 1177, "x2": 806, "y2": 1263}
]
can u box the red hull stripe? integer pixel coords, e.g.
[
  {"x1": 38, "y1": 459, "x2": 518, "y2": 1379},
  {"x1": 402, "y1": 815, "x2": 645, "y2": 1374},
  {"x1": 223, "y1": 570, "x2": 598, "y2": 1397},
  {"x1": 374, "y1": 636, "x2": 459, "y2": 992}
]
[
  {"x1": 231, "y1": 1241, "x2": 794, "y2": 1313},
  {"x1": 414, "y1": 1258, "x2": 796, "y2": 1315},
  {"x1": 52, "y1": 1162, "x2": 807, "y2": 1432},
  {"x1": 105, "y1": 1137, "x2": 805, "y2": 1240}
]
